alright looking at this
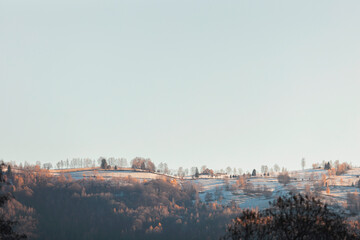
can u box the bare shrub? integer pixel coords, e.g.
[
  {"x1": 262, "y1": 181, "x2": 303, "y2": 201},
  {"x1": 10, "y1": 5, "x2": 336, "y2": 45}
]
[
  {"x1": 277, "y1": 172, "x2": 290, "y2": 186},
  {"x1": 336, "y1": 162, "x2": 351, "y2": 176},
  {"x1": 347, "y1": 191, "x2": 360, "y2": 214},
  {"x1": 205, "y1": 192, "x2": 213, "y2": 203}
]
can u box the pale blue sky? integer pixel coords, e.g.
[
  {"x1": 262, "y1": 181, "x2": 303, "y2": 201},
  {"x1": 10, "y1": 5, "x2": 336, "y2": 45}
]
[{"x1": 1, "y1": 0, "x2": 360, "y2": 171}]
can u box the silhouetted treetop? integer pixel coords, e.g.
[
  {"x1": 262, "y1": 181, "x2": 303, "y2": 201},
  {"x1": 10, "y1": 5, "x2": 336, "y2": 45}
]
[{"x1": 223, "y1": 193, "x2": 360, "y2": 240}]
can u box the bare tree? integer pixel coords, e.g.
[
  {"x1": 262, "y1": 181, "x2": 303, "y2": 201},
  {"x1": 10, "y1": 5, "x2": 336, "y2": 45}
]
[
  {"x1": 43, "y1": 162, "x2": 53, "y2": 170},
  {"x1": 278, "y1": 172, "x2": 290, "y2": 185},
  {"x1": 223, "y1": 194, "x2": 360, "y2": 240},
  {"x1": 177, "y1": 167, "x2": 184, "y2": 178},
  {"x1": 157, "y1": 162, "x2": 164, "y2": 173},
  {"x1": 163, "y1": 163, "x2": 169, "y2": 174},
  {"x1": 274, "y1": 164, "x2": 280, "y2": 172},
  {"x1": 147, "y1": 161, "x2": 155, "y2": 172},
  {"x1": 260, "y1": 165, "x2": 268, "y2": 175},
  {"x1": 214, "y1": 186, "x2": 223, "y2": 202},
  {"x1": 36, "y1": 161, "x2": 41, "y2": 167},
  {"x1": 301, "y1": 158, "x2": 306, "y2": 170},
  {"x1": 131, "y1": 157, "x2": 155, "y2": 172}
]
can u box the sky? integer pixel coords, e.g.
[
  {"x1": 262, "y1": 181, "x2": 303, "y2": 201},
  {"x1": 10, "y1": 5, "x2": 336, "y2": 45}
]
[{"x1": 1, "y1": 0, "x2": 360, "y2": 172}]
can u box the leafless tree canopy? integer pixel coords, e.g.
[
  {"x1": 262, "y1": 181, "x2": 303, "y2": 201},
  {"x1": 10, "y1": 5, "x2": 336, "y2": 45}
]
[{"x1": 223, "y1": 194, "x2": 360, "y2": 240}]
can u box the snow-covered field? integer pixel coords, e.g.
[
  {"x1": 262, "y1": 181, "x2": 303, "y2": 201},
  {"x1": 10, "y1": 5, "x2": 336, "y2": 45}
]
[
  {"x1": 191, "y1": 168, "x2": 360, "y2": 211},
  {"x1": 51, "y1": 168, "x2": 360, "y2": 213},
  {"x1": 52, "y1": 169, "x2": 172, "y2": 181}
]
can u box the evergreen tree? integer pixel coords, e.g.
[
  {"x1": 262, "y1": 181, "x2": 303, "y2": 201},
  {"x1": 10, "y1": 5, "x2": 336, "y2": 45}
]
[
  {"x1": 324, "y1": 161, "x2": 331, "y2": 170},
  {"x1": 100, "y1": 159, "x2": 108, "y2": 169},
  {"x1": 140, "y1": 162, "x2": 146, "y2": 170},
  {"x1": 195, "y1": 167, "x2": 199, "y2": 178},
  {"x1": 7, "y1": 165, "x2": 12, "y2": 177}
]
